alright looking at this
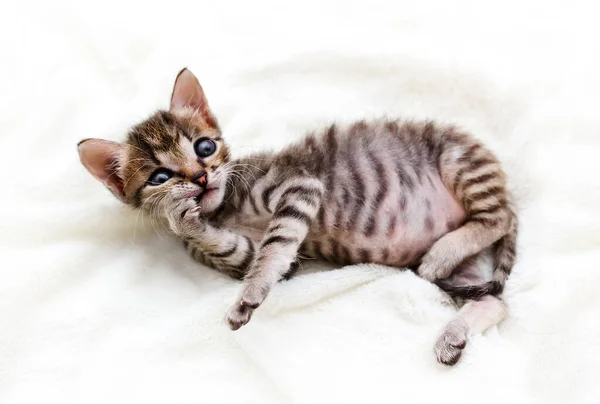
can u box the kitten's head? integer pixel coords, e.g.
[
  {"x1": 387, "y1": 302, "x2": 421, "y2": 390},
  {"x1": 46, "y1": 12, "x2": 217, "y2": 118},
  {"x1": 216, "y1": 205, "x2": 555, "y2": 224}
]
[{"x1": 78, "y1": 68, "x2": 230, "y2": 215}]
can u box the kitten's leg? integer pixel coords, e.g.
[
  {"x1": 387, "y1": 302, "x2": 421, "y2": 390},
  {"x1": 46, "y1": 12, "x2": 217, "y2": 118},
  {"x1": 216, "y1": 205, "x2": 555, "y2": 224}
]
[
  {"x1": 418, "y1": 135, "x2": 514, "y2": 282},
  {"x1": 433, "y1": 255, "x2": 507, "y2": 365},
  {"x1": 182, "y1": 229, "x2": 258, "y2": 280},
  {"x1": 167, "y1": 201, "x2": 258, "y2": 280},
  {"x1": 225, "y1": 177, "x2": 324, "y2": 330},
  {"x1": 435, "y1": 296, "x2": 507, "y2": 365}
]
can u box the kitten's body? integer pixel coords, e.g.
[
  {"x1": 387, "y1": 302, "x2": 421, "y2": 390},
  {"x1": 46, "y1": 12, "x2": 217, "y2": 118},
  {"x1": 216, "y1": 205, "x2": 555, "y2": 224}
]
[
  {"x1": 78, "y1": 69, "x2": 517, "y2": 366},
  {"x1": 215, "y1": 121, "x2": 467, "y2": 270}
]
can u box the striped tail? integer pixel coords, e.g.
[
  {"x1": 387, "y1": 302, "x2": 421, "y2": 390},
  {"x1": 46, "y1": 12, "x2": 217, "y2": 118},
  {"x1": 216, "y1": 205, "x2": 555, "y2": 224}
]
[{"x1": 436, "y1": 207, "x2": 518, "y2": 299}]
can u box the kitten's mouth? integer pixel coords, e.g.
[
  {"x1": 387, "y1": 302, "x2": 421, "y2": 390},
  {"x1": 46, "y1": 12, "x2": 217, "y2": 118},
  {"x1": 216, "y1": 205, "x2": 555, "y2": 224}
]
[{"x1": 192, "y1": 187, "x2": 218, "y2": 202}]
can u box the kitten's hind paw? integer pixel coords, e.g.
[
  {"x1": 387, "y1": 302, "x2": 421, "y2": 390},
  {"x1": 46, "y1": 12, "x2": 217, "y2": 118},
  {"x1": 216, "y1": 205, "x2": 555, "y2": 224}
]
[
  {"x1": 417, "y1": 262, "x2": 439, "y2": 282},
  {"x1": 225, "y1": 302, "x2": 254, "y2": 330},
  {"x1": 434, "y1": 321, "x2": 468, "y2": 366}
]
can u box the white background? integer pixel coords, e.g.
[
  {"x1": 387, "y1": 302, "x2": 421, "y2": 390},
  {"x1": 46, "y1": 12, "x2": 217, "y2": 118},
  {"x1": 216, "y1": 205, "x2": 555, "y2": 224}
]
[{"x1": 1, "y1": 0, "x2": 599, "y2": 403}]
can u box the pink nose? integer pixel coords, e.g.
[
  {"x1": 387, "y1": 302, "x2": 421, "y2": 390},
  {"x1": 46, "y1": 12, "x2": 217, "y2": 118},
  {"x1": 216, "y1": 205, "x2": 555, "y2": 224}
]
[{"x1": 192, "y1": 172, "x2": 207, "y2": 187}]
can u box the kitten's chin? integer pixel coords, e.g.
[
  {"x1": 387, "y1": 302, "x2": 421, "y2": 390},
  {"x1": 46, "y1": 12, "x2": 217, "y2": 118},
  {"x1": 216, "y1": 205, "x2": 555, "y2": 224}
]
[{"x1": 196, "y1": 187, "x2": 223, "y2": 213}]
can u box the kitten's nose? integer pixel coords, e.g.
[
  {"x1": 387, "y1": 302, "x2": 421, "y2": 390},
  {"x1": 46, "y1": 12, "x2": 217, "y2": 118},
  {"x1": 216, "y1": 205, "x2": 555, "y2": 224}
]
[{"x1": 191, "y1": 172, "x2": 207, "y2": 188}]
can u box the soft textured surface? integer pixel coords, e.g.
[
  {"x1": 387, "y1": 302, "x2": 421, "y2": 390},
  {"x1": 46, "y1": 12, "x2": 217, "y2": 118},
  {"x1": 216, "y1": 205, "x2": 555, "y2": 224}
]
[{"x1": 1, "y1": 1, "x2": 599, "y2": 403}]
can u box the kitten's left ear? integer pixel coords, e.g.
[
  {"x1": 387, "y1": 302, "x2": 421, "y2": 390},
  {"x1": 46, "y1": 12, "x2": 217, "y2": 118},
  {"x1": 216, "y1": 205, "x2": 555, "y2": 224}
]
[
  {"x1": 170, "y1": 68, "x2": 218, "y2": 128},
  {"x1": 78, "y1": 139, "x2": 127, "y2": 202}
]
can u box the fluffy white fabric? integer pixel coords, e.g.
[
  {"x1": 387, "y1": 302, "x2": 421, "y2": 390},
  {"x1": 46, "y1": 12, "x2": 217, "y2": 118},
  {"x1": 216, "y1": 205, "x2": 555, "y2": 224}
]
[{"x1": 2, "y1": 1, "x2": 599, "y2": 403}]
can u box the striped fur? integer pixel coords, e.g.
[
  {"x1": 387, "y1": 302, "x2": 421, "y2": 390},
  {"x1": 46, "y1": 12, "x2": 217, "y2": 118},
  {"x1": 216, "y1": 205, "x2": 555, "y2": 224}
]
[{"x1": 77, "y1": 69, "x2": 518, "y2": 365}]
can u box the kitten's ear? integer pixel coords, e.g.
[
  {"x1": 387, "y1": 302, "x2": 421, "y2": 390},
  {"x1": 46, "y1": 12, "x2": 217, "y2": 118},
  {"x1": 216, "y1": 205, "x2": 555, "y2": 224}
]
[
  {"x1": 78, "y1": 139, "x2": 126, "y2": 202},
  {"x1": 170, "y1": 68, "x2": 217, "y2": 127}
]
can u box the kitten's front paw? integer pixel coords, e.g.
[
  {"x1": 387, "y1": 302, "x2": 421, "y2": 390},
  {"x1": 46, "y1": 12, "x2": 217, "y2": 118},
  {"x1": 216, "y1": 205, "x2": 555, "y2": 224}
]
[
  {"x1": 166, "y1": 201, "x2": 204, "y2": 237},
  {"x1": 225, "y1": 302, "x2": 254, "y2": 330},
  {"x1": 239, "y1": 284, "x2": 269, "y2": 309}
]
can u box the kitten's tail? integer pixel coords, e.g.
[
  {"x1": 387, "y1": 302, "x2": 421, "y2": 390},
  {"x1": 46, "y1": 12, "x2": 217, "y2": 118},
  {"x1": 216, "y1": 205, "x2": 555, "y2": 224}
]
[{"x1": 436, "y1": 207, "x2": 518, "y2": 300}]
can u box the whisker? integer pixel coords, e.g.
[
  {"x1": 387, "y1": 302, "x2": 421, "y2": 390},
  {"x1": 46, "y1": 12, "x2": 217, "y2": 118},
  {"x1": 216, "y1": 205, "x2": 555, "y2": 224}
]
[
  {"x1": 133, "y1": 191, "x2": 164, "y2": 242},
  {"x1": 132, "y1": 189, "x2": 171, "y2": 242},
  {"x1": 123, "y1": 164, "x2": 149, "y2": 188}
]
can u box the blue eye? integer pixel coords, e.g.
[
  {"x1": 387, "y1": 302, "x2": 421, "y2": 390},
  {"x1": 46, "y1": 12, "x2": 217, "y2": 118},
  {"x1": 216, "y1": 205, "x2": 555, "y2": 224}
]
[
  {"x1": 194, "y1": 138, "x2": 216, "y2": 157},
  {"x1": 148, "y1": 169, "x2": 173, "y2": 185}
]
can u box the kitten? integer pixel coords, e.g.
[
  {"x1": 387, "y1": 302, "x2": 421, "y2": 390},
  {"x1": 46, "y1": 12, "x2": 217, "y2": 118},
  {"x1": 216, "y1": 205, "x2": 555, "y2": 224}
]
[{"x1": 78, "y1": 68, "x2": 517, "y2": 365}]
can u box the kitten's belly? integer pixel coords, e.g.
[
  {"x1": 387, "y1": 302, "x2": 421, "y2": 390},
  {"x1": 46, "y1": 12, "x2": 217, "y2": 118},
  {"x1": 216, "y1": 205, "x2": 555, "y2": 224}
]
[{"x1": 305, "y1": 173, "x2": 466, "y2": 267}]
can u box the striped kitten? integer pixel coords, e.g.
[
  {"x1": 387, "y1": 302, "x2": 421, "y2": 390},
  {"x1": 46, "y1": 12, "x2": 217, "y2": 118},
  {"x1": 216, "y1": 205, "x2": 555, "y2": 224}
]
[{"x1": 78, "y1": 68, "x2": 517, "y2": 365}]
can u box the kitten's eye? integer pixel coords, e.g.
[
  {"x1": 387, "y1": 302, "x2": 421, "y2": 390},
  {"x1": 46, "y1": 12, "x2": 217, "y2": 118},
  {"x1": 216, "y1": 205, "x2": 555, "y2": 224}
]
[
  {"x1": 194, "y1": 138, "x2": 216, "y2": 157},
  {"x1": 148, "y1": 168, "x2": 173, "y2": 185}
]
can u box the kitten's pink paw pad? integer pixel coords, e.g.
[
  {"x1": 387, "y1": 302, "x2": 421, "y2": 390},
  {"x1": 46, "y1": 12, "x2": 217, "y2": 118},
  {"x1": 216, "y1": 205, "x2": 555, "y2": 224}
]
[{"x1": 225, "y1": 304, "x2": 253, "y2": 331}]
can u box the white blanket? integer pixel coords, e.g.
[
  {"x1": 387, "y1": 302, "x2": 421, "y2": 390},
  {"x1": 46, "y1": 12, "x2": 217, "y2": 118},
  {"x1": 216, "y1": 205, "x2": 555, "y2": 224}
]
[{"x1": 2, "y1": 0, "x2": 599, "y2": 403}]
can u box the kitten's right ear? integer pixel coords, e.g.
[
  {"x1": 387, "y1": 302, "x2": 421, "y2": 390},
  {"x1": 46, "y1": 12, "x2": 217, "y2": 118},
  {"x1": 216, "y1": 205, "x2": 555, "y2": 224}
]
[
  {"x1": 78, "y1": 139, "x2": 126, "y2": 202},
  {"x1": 170, "y1": 68, "x2": 218, "y2": 128}
]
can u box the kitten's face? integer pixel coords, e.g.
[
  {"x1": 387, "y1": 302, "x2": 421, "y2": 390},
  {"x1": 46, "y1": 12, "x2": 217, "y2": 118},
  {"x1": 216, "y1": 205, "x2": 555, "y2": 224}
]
[
  {"x1": 78, "y1": 68, "x2": 230, "y2": 217},
  {"x1": 122, "y1": 109, "x2": 231, "y2": 213}
]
